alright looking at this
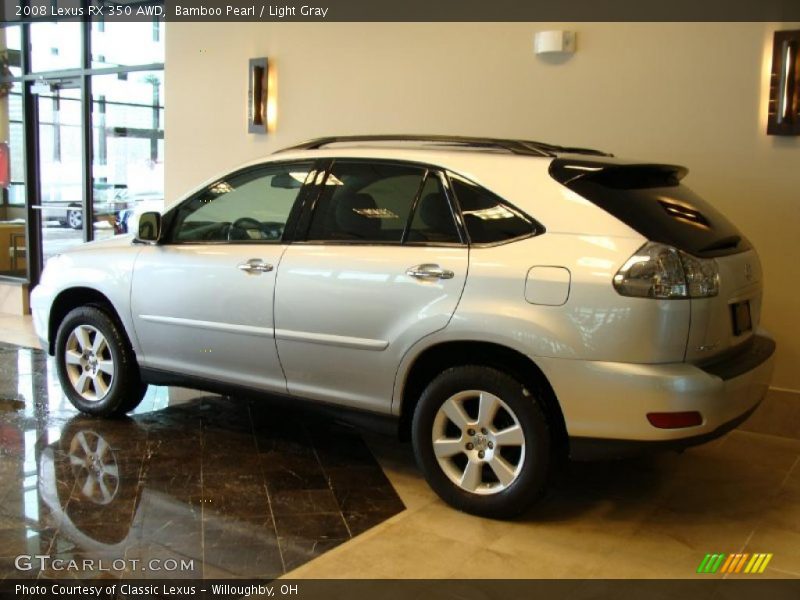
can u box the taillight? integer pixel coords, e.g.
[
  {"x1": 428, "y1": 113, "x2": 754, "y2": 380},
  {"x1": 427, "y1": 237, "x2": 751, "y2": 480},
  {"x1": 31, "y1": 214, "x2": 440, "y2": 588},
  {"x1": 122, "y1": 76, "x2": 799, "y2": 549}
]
[{"x1": 613, "y1": 242, "x2": 719, "y2": 299}]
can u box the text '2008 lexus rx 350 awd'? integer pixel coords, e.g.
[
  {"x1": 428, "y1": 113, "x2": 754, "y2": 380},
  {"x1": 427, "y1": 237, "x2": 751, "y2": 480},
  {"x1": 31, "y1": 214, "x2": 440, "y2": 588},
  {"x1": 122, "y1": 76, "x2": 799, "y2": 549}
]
[{"x1": 31, "y1": 135, "x2": 775, "y2": 517}]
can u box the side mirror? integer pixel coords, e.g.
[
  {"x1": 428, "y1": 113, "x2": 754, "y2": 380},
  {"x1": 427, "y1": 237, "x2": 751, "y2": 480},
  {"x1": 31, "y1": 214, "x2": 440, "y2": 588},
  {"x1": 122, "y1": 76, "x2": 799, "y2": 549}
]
[{"x1": 136, "y1": 212, "x2": 162, "y2": 243}]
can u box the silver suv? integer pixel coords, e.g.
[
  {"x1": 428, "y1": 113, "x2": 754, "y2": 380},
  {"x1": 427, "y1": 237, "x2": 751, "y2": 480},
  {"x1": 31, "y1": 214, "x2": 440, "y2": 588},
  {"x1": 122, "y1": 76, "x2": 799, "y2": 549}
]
[{"x1": 31, "y1": 135, "x2": 775, "y2": 517}]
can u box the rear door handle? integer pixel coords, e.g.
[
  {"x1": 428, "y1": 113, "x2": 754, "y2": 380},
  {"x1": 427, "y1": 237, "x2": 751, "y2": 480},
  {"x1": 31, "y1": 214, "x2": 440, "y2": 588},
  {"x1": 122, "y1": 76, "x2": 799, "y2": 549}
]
[
  {"x1": 237, "y1": 258, "x2": 274, "y2": 274},
  {"x1": 406, "y1": 263, "x2": 455, "y2": 281}
]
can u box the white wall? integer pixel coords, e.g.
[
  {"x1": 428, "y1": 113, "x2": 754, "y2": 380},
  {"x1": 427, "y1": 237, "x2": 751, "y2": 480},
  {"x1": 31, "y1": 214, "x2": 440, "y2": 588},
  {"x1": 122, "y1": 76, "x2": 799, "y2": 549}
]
[{"x1": 165, "y1": 22, "x2": 800, "y2": 392}]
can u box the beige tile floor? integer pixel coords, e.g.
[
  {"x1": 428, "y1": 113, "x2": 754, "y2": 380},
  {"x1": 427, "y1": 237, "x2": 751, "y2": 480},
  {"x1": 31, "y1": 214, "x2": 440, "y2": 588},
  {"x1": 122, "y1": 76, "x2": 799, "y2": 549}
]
[
  {"x1": 286, "y1": 430, "x2": 800, "y2": 579},
  {"x1": 1, "y1": 312, "x2": 798, "y2": 579}
]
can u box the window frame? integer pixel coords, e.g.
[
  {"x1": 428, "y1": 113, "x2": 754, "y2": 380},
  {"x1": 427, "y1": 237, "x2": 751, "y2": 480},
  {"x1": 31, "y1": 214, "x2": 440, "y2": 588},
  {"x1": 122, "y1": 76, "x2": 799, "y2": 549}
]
[
  {"x1": 291, "y1": 158, "x2": 468, "y2": 248},
  {"x1": 161, "y1": 159, "x2": 317, "y2": 246}
]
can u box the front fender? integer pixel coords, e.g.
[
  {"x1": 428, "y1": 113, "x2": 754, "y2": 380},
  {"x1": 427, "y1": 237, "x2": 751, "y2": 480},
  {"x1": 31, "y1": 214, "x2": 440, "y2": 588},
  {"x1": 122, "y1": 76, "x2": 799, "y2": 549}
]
[{"x1": 31, "y1": 242, "x2": 143, "y2": 356}]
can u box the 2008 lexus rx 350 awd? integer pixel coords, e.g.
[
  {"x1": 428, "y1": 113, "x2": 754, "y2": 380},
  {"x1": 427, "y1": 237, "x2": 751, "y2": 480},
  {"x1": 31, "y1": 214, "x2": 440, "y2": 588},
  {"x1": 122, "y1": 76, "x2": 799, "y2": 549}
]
[{"x1": 31, "y1": 135, "x2": 775, "y2": 517}]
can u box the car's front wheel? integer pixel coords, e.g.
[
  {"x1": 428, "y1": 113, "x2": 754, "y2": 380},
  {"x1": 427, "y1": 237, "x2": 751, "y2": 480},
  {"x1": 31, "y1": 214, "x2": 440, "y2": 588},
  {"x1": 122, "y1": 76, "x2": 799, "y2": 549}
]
[
  {"x1": 412, "y1": 365, "x2": 550, "y2": 518},
  {"x1": 55, "y1": 306, "x2": 147, "y2": 417}
]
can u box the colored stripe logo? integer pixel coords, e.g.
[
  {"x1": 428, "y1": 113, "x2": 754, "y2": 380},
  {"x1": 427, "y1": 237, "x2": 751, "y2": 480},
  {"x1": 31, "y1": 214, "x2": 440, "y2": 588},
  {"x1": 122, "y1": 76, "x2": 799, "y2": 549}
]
[{"x1": 697, "y1": 553, "x2": 773, "y2": 574}]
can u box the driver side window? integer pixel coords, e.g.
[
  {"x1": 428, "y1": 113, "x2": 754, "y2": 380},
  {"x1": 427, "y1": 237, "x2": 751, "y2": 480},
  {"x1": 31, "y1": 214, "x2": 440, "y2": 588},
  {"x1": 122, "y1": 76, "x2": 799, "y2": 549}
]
[{"x1": 170, "y1": 163, "x2": 312, "y2": 243}]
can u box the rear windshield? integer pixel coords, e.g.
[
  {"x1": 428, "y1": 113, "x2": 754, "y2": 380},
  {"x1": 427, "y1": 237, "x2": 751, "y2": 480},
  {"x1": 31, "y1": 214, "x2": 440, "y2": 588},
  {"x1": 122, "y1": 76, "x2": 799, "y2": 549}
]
[{"x1": 551, "y1": 161, "x2": 749, "y2": 257}]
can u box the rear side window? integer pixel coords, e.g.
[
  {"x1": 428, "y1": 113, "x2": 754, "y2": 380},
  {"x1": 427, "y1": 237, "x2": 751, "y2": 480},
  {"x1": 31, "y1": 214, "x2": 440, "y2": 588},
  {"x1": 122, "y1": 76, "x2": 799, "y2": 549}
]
[
  {"x1": 307, "y1": 162, "x2": 424, "y2": 242},
  {"x1": 449, "y1": 174, "x2": 536, "y2": 244},
  {"x1": 305, "y1": 161, "x2": 462, "y2": 245},
  {"x1": 407, "y1": 174, "x2": 461, "y2": 244}
]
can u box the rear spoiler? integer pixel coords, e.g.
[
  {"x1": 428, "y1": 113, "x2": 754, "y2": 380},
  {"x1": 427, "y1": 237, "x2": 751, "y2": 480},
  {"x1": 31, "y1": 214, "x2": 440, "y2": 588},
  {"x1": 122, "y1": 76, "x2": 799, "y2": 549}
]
[
  {"x1": 548, "y1": 157, "x2": 750, "y2": 258},
  {"x1": 549, "y1": 158, "x2": 688, "y2": 188}
]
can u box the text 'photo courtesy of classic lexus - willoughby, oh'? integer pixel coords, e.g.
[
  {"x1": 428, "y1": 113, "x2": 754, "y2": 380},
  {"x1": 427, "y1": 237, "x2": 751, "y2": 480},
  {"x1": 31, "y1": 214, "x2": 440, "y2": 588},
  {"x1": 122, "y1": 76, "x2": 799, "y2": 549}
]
[{"x1": 30, "y1": 135, "x2": 775, "y2": 518}]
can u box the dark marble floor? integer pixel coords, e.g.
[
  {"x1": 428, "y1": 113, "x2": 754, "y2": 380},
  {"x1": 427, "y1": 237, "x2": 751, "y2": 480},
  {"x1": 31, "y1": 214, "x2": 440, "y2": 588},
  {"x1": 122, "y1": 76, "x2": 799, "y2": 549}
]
[{"x1": 0, "y1": 342, "x2": 404, "y2": 580}]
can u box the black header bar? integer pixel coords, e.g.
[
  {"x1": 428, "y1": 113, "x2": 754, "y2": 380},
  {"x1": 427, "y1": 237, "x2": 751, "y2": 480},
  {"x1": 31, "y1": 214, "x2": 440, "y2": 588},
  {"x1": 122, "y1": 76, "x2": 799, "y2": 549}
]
[{"x1": 2, "y1": 0, "x2": 800, "y2": 23}]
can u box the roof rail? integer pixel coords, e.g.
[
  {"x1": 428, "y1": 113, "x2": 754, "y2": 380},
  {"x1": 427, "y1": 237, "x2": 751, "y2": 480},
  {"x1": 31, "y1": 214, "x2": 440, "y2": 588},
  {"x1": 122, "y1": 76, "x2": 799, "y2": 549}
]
[{"x1": 275, "y1": 135, "x2": 612, "y2": 158}]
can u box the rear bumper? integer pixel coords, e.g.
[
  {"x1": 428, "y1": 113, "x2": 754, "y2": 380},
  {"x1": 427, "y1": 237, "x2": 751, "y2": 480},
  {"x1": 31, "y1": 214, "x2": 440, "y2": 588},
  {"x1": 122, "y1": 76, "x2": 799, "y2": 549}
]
[
  {"x1": 536, "y1": 332, "x2": 776, "y2": 460},
  {"x1": 569, "y1": 401, "x2": 761, "y2": 460}
]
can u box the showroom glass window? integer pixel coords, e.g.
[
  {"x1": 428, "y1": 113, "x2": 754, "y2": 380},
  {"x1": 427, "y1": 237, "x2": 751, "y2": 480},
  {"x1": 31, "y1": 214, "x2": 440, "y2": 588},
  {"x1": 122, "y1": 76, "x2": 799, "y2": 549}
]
[
  {"x1": 30, "y1": 21, "x2": 82, "y2": 73},
  {"x1": 91, "y1": 71, "x2": 164, "y2": 242},
  {"x1": 0, "y1": 25, "x2": 27, "y2": 279},
  {"x1": 0, "y1": 12, "x2": 165, "y2": 285},
  {"x1": 170, "y1": 164, "x2": 312, "y2": 243},
  {"x1": 90, "y1": 22, "x2": 165, "y2": 241},
  {"x1": 307, "y1": 162, "x2": 461, "y2": 244}
]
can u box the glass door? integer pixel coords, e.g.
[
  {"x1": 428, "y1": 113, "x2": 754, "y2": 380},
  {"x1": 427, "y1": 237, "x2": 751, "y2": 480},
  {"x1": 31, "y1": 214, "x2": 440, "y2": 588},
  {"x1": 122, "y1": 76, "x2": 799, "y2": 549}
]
[{"x1": 33, "y1": 78, "x2": 85, "y2": 264}]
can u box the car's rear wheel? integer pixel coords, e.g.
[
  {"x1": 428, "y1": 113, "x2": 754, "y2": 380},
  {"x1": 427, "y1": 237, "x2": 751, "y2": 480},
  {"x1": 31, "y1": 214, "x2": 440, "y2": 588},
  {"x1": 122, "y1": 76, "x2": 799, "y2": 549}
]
[
  {"x1": 412, "y1": 365, "x2": 550, "y2": 518},
  {"x1": 55, "y1": 306, "x2": 147, "y2": 417}
]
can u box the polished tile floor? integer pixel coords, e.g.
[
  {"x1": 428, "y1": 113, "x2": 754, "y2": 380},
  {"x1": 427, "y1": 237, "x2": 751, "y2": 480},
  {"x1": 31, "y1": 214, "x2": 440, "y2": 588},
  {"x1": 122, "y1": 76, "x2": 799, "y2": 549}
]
[
  {"x1": 1, "y1": 318, "x2": 799, "y2": 580},
  {"x1": 0, "y1": 342, "x2": 403, "y2": 579}
]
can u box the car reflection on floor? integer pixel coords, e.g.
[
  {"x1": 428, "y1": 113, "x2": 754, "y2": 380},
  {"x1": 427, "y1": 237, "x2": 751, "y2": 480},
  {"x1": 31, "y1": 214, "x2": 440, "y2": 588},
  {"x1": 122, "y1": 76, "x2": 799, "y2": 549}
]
[{"x1": 0, "y1": 342, "x2": 404, "y2": 579}]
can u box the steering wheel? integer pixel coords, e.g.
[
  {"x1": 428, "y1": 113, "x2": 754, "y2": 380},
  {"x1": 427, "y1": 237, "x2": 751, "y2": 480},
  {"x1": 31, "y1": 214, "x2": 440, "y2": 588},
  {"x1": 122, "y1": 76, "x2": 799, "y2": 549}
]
[
  {"x1": 260, "y1": 221, "x2": 285, "y2": 240},
  {"x1": 227, "y1": 217, "x2": 263, "y2": 241}
]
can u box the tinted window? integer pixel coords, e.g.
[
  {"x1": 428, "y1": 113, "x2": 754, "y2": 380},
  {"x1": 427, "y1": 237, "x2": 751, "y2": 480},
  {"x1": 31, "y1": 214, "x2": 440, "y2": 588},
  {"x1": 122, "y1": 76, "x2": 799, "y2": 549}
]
[
  {"x1": 307, "y1": 162, "x2": 424, "y2": 242},
  {"x1": 170, "y1": 163, "x2": 311, "y2": 242},
  {"x1": 407, "y1": 174, "x2": 461, "y2": 244},
  {"x1": 450, "y1": 175, "x2": 535, "y2": 244},
  {"x1": 549, "y1": 159, "x2": 749, "y2": 258}
]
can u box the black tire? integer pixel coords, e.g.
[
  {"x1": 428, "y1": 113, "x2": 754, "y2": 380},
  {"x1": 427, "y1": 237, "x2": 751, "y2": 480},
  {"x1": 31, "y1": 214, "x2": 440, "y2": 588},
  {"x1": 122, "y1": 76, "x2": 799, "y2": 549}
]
[
  {"x1": 55, "y1": 305, "x2": 147, "y2": 417},
  {"x1": 412, "y1": 365, "x2": 550, "y2": 518}
]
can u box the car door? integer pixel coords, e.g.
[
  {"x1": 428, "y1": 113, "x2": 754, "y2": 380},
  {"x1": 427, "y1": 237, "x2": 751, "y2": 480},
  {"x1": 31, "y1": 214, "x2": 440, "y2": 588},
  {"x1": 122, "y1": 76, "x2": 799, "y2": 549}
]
[
  {"x1": 130, "y1": 161, "x2": 314, "y2": 392},
  {"x1": 274, "y1": 159, "x2": 469, "y2": 413}
]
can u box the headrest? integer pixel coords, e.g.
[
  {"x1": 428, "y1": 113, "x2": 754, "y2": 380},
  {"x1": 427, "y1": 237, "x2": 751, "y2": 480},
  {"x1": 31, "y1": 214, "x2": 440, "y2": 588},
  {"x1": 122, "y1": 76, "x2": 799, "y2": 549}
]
[
  {"x1": 335, "y1": 193, "x2": 380, "y2": 238},
  {"x1": 418, "y1": 192, "x2": 452, "y2": 230}
]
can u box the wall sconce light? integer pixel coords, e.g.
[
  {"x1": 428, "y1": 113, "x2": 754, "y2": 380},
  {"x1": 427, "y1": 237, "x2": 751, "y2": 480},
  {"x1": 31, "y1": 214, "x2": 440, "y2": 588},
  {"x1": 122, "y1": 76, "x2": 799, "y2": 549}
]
[
  {"x1": 767, "y1": 30, "x2": 800, "y2": 136},
  {"x1": 248, "y1": 57, "x2": 269, "y2": 134}
]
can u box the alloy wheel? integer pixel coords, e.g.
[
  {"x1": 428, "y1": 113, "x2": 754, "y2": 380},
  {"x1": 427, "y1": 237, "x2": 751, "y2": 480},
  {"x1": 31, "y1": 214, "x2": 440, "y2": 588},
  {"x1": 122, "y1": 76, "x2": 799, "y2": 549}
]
[
  {"x1": 431, "y1": 389, "x2": 526, "y2": 495},
  {"x1": 64, "y1": 324, "x2": 115, "y2": 402}
]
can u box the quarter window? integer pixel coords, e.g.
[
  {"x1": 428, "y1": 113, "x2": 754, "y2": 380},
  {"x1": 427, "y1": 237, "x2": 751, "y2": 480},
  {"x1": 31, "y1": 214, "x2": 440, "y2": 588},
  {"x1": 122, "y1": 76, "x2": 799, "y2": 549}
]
[
  {"x1": 170, "y1": 163, "x2": 311, "y2": 242},
  {"x1": 450, "y1": 174, "x2": 536, "y2": 244}
]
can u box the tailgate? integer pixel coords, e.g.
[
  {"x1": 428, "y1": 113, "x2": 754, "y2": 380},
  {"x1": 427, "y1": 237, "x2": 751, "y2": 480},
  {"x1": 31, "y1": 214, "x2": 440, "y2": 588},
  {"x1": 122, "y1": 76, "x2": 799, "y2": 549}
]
[
  {"x1": 685, "y1": 249, "x2": 763, "y2": 362},
  {"x1": 549, "y1": 157, "x2": 763, "y2": 365}
]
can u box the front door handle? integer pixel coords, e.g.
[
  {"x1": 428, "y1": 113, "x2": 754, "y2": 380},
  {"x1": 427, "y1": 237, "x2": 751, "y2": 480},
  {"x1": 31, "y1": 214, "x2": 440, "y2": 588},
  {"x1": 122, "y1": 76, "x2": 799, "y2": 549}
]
[
  {"x1": 237, "y1": 259, "x2": 274, "y2": 274},
  {"x1": 406, "y1": 263, "x2": 455, "y2": 281}
]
